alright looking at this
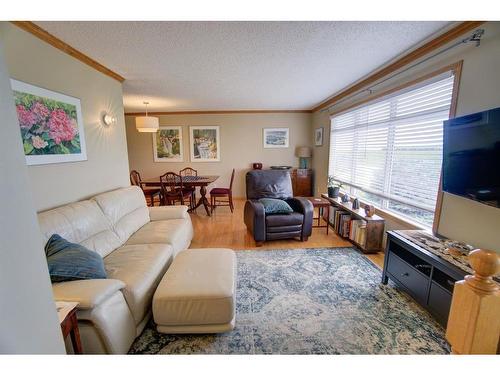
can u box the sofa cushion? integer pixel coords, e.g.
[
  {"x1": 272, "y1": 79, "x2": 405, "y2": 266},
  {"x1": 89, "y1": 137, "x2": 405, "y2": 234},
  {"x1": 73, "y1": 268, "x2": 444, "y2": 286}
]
[
  {"x1": 38, "y1": 200, "x2": 122, "y2": 258},
  {"x1": 93, "y1": 186, "x2": 150, "y2": 243},
  {"x1": 104, "y1": 243, "x2": 174, "y2": 324},
  {"x1": 265, "y1": 212, "x2": 304, "y2": 227},
  {"x1": 149, "y1": 206, "x2": 189, "y2": 221},
  {"x1": 52, "y1": 279, "x2": 125, "y2": 310},
  {"x1": 45, "y1": 234, "x2": 107, "y2": 282},
  {"x1": 125, "y1": 219, "x2": 193, "y2": 256}
]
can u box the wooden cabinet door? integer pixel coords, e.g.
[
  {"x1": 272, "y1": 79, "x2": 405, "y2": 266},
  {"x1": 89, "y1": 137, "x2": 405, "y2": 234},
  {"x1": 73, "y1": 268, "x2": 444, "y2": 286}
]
[{"x1": 292, "y1": 169, "x2": 312, "y2": 196}]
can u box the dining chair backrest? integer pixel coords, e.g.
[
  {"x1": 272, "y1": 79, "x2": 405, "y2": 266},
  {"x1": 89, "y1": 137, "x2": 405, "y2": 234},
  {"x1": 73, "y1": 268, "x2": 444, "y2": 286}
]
[
  {"x1": 130, "y1": 170, "x2": 142, "y2": 187},
  {"x1": 229, "y1": 168, "x2": 235, "y2": 190},
  {"x1": 160, "y1": 172, "x2": 183, "y2": 195},
  {"x1": 180, "y1": 167, "x2": 198, "y2": 177}
]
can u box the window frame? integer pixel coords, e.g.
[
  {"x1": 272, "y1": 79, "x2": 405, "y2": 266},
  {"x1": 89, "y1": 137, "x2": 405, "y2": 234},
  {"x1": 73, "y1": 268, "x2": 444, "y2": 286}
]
[{"x1": 327, "y1": 61, "x2": 462, "y2": 232}]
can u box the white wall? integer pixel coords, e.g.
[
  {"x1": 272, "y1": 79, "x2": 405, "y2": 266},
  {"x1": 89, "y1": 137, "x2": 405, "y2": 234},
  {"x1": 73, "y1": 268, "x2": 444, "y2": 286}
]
[
  {"x1": 125, "y1": 112, "x2": 312, "y2": 197},
  {"x1": 1, "y1": 22, "x2": 130, "y2": 211},
  {"x1": 437, "y1": 23, "x2": 500, "y2": 252},
  {"x1": 312, "y1": 21, "x2": 500, "y2": 251},
  {"x1": 0, "y1": 38, "x2": 65, "y2": 354}
]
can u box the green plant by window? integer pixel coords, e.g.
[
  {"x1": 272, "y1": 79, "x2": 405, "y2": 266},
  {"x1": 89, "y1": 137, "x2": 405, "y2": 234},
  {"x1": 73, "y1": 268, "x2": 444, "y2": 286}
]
[{"x1": 327, "y1": 176, "x2": 343, "y2": 188}]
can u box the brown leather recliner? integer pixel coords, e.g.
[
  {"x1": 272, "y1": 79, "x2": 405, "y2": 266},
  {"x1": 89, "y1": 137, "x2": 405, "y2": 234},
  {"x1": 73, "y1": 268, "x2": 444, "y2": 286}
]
[{"x1": 244, "y1": 170, "x2": 313, "y2": 246}]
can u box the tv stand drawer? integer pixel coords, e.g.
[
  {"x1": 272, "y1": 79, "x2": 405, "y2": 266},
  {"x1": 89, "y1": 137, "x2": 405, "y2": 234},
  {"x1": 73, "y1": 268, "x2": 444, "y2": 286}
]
[
  {"x1": 428, "y1": 281, "x2": 453, "y2": 326},
  {"x1": 387, "y1": 252, "x2": 429, "y2": 304}
]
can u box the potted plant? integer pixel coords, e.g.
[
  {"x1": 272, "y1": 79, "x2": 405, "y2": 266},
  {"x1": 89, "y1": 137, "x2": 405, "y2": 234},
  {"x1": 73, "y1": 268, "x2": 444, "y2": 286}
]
[{"x1": 327, "y1": 176, "x2": 343, "y2": 198}]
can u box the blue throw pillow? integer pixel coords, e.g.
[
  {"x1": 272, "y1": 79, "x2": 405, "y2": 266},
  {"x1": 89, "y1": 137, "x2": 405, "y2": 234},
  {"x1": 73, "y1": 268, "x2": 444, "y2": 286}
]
[
  {"x1": 45, "y1": 234, "x2": 107, "y2": 283},
  {"x1": 259, "y1": 198, "x2": 294, "y2": 214}
]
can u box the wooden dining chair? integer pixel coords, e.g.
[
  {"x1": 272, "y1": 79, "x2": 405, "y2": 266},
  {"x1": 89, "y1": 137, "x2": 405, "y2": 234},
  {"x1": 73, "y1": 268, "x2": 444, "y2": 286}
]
[
  {"x1": 159, "y1": 172, "x2": 193, "y2": 208},
  {"x1": 179, "y1": 167, "x2": 198, "y2": 210},
  {"x1": 130, "y1": 170, "x2": 161, "y2": 206},
  {"x1": 209, "y1": 168, "x2": 235, "y2": 213}
]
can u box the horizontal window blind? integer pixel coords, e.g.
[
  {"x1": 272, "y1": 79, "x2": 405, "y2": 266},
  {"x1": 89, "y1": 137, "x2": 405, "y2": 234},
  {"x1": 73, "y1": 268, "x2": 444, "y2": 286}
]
[{"x1": 329, "y1": 74, "x2": 455, "y2": 222}]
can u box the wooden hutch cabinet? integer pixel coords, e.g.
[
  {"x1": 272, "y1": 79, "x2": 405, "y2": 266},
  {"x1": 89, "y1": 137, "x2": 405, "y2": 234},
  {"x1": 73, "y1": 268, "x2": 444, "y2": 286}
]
[{"x1": 291, "y1": 168, "x2": 313, "y2": 196}]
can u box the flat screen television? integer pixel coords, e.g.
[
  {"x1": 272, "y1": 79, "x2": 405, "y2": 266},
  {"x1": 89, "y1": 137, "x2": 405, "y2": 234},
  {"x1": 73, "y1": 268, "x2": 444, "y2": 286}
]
[{"x1": 443, "y1": 107, "x2": 500, "y2": 209}]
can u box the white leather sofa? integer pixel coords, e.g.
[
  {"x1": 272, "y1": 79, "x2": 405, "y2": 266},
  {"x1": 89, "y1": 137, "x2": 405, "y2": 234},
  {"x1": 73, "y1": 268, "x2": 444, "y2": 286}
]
[{"x1": 37, "y1": 186, "x2": 194, "y2": 354}]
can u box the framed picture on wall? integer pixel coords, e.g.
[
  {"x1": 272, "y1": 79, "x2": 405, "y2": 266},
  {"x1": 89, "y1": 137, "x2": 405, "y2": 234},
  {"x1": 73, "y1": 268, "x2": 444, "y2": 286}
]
[
  {"x1": 189, "y1": 126, "x2": 220, "y2": 162},
  {"x1": 10, "y1": 79, "x2": 87, "y2": 165},
  {"x1": 263, "y1": 128, "x2": 289, "y2": 148},
  {"x1": 153, "y1": 126, "x2": 183, "y2": 162},
  {"x1": 315, "y1": 127, "x2": 324, "y2": 146}
]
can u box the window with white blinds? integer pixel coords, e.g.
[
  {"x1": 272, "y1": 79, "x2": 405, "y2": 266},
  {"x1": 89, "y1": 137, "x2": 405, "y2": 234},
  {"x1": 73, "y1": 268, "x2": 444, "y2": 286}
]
[{"x1": 329, "y1": 73, "x2": 455, "y2": 226}]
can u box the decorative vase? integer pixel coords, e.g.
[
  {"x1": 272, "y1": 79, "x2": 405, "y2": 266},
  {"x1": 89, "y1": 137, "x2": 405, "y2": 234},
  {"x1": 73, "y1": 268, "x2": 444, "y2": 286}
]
[
  {"x1": 352, "y1": 198, "x2": 360, "y2": 209},
  {"x1": 328, "y1": 186, "x2": 340, "y2": 198},
  {"x1": 252, "y1": 163, "x2": 262, "y2": 170},
  {"x1": 341, "y1": 193, "x2": 350, "y2": 203},
  {"x1": 299, "y1": 157, "x2": 309, "y2": 169},
  {"x1": 364, "y1": 204, "x2": 375, "y2": 217}
]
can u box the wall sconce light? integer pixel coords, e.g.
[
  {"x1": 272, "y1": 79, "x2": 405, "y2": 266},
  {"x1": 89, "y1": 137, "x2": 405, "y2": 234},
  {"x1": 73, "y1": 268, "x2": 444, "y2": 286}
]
[{"x1": 102, "y1": 113, "x2": 116, "y2": 127}]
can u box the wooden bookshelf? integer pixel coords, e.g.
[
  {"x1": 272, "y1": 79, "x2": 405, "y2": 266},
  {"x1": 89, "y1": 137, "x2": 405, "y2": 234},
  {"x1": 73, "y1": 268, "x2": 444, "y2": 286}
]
[{"x1": 321, "y1": 194, "x2": 385, "y2": 253}]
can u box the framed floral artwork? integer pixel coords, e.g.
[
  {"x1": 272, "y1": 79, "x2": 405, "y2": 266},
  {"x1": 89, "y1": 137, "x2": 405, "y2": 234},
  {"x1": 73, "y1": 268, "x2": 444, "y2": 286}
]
[
  {"x1": 153, "y1": 126, "x2": 183, "y2": 162},
  {"x1": 11, "y1": 79, "x2": 87, "y2": 165},
  {"x1": 190, "y1": 126, "x2": 220, "y2": 162},
  {"x1": 315, "y1": 127, "x2": 324, "y2": 146},
  {"x1": 263, "y1": 128, "x2": 289, "y2": 148}
]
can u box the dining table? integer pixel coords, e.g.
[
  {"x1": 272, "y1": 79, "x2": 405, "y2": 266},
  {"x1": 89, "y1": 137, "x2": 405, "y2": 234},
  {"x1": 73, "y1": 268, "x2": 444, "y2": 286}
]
[{"x1": 142, "y1": 175, "x2": 219, "y2": 216}]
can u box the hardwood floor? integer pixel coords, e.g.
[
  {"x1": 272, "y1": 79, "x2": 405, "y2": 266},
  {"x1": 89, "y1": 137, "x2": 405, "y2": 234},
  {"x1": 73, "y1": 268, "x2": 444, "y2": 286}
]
[{"x1": 185, "y1": 198, "x2": 385, "y2": 269}]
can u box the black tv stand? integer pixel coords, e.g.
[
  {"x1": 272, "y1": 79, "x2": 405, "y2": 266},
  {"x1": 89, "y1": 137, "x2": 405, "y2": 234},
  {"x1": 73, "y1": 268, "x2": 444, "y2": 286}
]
[{"x1": 382, "y1": 231, "x2": 468, "y2": 326}]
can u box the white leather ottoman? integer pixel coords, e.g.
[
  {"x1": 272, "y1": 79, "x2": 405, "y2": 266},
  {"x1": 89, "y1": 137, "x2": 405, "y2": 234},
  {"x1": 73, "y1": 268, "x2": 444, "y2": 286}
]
[{"x1": 152, "y1": 248, "x2": 236, "y2": 334}]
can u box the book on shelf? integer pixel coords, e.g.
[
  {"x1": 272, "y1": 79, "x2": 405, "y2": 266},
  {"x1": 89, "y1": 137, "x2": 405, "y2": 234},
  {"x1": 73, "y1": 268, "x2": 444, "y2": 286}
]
[
  {"x1": 329, "y1": 207, "x2": 337, "y2": 226},
  {"x1": 338, "y1": 212, "x2": 346, "y2": 233},
  {"x1": 348, "y1": 220, "x2": 367, "y2": 247},
  {"x1": 335, "y1": 212, "x2": 351, "y2": 237},
  {"x1": 334, "y1": 210, "x2": 344, "y2": 232},
  {"x1": 349, "y1": 220, "x2": 361, "y2": 240},
  {"x1": 341, "y1": 215, "x2": 351, "y2": 238},
  {"x1": 350, "y1": 220, "x2": 366, "y2": 246}
]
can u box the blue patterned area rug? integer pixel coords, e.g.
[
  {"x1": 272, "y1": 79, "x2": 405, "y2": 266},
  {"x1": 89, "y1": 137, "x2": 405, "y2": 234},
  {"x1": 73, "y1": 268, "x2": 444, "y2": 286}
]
[{"x1": 129, "y1": 247, "x2": 450, "y2": 354}]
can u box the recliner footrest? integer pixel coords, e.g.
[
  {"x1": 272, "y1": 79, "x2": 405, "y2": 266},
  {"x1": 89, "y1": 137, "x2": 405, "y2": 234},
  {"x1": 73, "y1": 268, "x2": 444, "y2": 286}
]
[{"x1": 266, "y1": 225, "x2": 303, "y2": 233}]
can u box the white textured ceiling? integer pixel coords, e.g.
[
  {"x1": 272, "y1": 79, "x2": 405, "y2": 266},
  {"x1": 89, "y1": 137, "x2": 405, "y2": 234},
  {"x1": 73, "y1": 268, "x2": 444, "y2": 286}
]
[{"x1": 36, "y1": 21, "x2": 451, "y2": 112}]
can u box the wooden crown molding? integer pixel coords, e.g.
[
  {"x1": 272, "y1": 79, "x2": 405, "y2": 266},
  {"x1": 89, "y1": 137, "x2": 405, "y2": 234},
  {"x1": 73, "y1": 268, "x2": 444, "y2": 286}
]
[
  {"x1": 125, "y1": 109, "x2": 312, "y2": 116},
  {"x1": 311, "y1": 21, "x2": 485, "y2": 112},
  {"x1": 10, "y1": 21, "x2": 125, "y2": 83}
]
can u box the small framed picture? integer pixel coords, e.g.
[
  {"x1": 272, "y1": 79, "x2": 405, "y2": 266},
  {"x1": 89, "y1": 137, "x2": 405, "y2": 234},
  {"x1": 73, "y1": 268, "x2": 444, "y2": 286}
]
[
  {"x1": 153, "y1": 126, "x2": 183, "y2": 162},
  {"x1": 190, "y1": 126, "x2": 220, "y2": 162},
  {"x1": 315, "y1": 127, "x2": 324, "y2": 146},
  {"x1": 263, "y1": 128, "x2": 289, "y2": 148}
]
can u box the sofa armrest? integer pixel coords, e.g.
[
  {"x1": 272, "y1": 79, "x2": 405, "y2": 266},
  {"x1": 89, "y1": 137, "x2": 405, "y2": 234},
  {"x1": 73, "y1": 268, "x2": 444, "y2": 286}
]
[
  {"x1": 286, "y1": 197, "x2": 314, "y2": 237},
  {"x1": 149, "y1": 205, "x2": 189, "y2": 221},
  {"x1": 52, "y1": 279, "x2": 125, "y2": 310},
  {"x1": 244, "y1": 200, "x2": 266, "y2": 242}
]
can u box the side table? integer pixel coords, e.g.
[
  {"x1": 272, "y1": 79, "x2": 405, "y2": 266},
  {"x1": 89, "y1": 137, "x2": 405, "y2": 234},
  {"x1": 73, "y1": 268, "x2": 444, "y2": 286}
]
[
  {"x1": 305, "y1": 197, "x2": 330, "y2": 234},
  {"x1": 56, "y1": 301, "x2": 82, "y2": 354}
]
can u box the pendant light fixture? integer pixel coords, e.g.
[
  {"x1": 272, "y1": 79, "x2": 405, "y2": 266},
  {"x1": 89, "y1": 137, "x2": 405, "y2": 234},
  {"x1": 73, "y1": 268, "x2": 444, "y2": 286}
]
[{"x1": 135, "y1": 101, "x2": 159, "y2": 133}]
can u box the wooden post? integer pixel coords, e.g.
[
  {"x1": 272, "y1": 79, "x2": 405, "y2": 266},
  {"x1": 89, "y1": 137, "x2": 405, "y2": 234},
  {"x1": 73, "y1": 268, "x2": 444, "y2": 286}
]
[{"x1": 446, "y1": 248, "x2": 500, "y2": 354}]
